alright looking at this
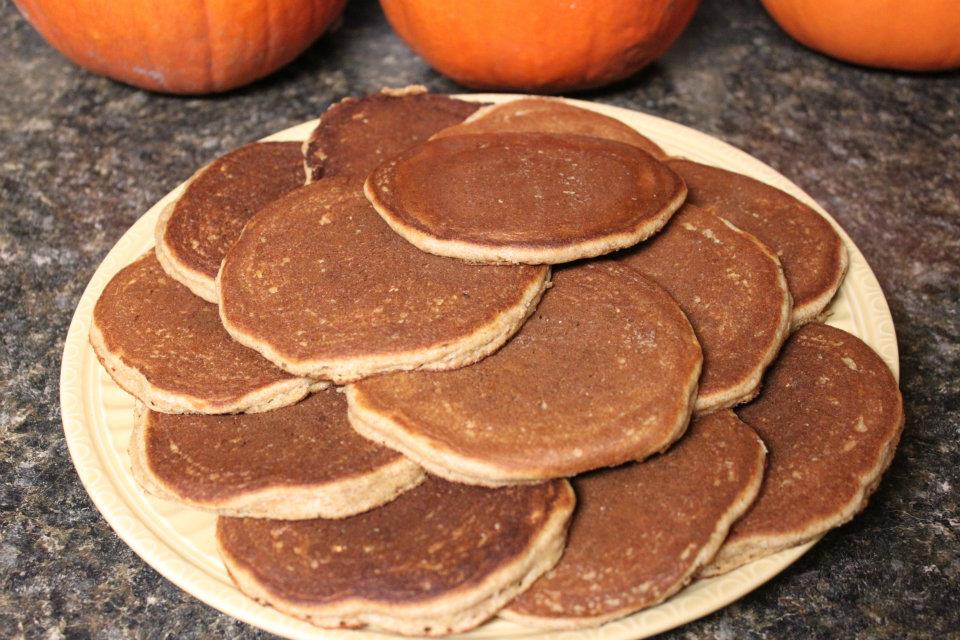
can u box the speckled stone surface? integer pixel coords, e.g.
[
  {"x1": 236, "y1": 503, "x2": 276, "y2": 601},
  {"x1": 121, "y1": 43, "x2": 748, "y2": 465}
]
[{"x1": 1, "y1": 0, "x2": 957, "y2": 637}]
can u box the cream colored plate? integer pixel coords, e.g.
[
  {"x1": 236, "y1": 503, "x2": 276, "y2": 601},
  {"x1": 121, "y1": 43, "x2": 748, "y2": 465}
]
[{"x1": 60, "y1": 94, "x2": 899, "y2": 639}]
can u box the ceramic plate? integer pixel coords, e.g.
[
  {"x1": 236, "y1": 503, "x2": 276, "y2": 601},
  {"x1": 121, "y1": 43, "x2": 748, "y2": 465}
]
[{"x1": 60, "y1": 94, "x2": 899, "y2": 639}]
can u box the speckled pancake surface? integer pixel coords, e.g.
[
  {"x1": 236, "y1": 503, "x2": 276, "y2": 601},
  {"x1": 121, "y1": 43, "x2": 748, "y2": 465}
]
[
  {"x1": 704, "y1": 323, "x2": 904, "y2": 576},
  {"x1": 667, "y1": 159, "x2": 848, "y2": 326},
  {"x1": 130, "y1": 389, "x2": 424, "y2": 520},
  {"x1": 303, "y1": 87, "x2": 483, "y2": 183},
  {"x1": 613, "y1": 204, "x2": 792, "y2": 414},
  {"x1": 503, "y1": 410, "x2": 766, "y2": 630},
  {"x1": 155, "y1": 141, "x2": 305, "y2": 302},
  {"x1": 217, "y1": 177, "x2": 549, "y2": 383},
  {"x1": 216, "y1": 477, "x2": 575, "y2": 635},
  {"x1": 366, "y1": 132, "x2": 687, "y2": 264},
  {"x1": 346, "y1": 262, "x2": 702, "y2": 486},
  {"x1": 90, "y1": 252, "x2": 322, "y2": 414},
  {"x1": 432, "y1": 98, "x2": 666, "y2": 159}
]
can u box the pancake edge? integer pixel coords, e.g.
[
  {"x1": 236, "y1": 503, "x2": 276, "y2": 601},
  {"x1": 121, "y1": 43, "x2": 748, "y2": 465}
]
[
  {"x1": 701, "y1": 377, "x2": 905, "y2": 577},
  {"x1": 692, "y1": 217, "x2": 794, "y2": 415},
  {"x1": 666, "y1": 156, "x2": 849, "y2": 329},
  {"x1": 215, "y1": 262, "x2": 551, "y2": 384},
  {"x1": 499, "y1": 420, "x2": 768, "y2": 629},
  {"x1": 302, "y1": 85, "x2": 481, "y2": 185},
  {"x1": 363, "y1": 173, "x2": 688, "y2": 266},
  {"x1": 89, "y1": 308, "x2": 327, "y2": 415},
  {"x1": 128, "y1": 402, "x2": 425, "y2": 520},
  {"x1": 434, "y1": 98, "x2": 668, "y2": 160},
  {"x1": 156, "y1": 141, "x2": 312, "y2": 303},
  {"x1": 791, "y1": 237, "x2": 849, "y2": 328},
  {"x1": 215, "y1": 480, "x2": 576, "y2": 636},
  {"x1": 303, "y1": 85, "x2": 422, "y2": 184},
  {"x1": 343, "y1": 345, "x2": 700, "y2": 486},
  {"x1": 155, "y1": 194, "x2": 221, "y2": 304},
  {"x1": 153, "y1": 156, "x2": 229, "y2": 304},
  {"x1": 344, "y1": 402, "x2": 534, "y2": 488}
]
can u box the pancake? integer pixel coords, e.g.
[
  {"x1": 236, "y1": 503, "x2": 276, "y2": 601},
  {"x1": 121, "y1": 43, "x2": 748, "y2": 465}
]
[
  {"x1": 155, "y1": 141, "x2": 305, "y2": 302},
  {"x1": 346, "y1": 262, "x2": 702, "y2": 486},
  {"x1": 217, "y1": 477, "x2": 575, "y2": 635},
  {"x1": 130, "y1": 388, "x2": 424, "y2": 520},
  {"x1": 432, "y1": 97, "x2": 666, "y2": 159},
  {"x1": 613, "y1": 204, "x2": 792, "y2": 414},
  {"x1": 217, "y1": 177, "x2": 549, "y2": 383},
  {"x1": 91, "y1": 252, "x2": 323, "y2": 414},
  {"x1": 502, "y1": 410, "x2": 766, "y2": 629},
  {"x1": 703, "y1": 323, "x2": 904, "y2": 576},
  {"x1": 303, "y1": 86, "x2": 483, "y2": 183},
  {"x1": 667, "y1": 159, "x2": 848, "y2": 327},
  {"x1": 365, "y1": 132, "x2": 687, "y2": 265}
]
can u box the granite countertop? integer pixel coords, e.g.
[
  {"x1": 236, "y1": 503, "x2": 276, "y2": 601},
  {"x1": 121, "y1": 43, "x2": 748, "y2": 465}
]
[{"x1": 1, "y1": 0, "x2": 957, "y2": 637}]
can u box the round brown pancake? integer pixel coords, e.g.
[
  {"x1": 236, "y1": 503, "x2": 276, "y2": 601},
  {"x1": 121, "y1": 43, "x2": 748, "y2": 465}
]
[
  {"x1": 217, "y1": 177, "x2": 549, "y2": 383},
  {"x1": 613, "y1": 204, "x2": 792, "y2": 414},
  {"x1": 365, "y1": 132, "x2": 687, "y2": 265},
  {"x1": 667, "y1": 159, "x2": 848, "y2": 327},
  {"x1": 346, "y1": 262, "x2": 702, "y2": 486},
  {"x1": 303, "y1": 86, "x2": 483, "y2": 183},
  {"x1": 216, "y1": 477, "x2": 575, "y2": 635},
  {"x1": 155, "y1": 141, "x2": 306, "y2": 302},
  {"x1": 90, "y1": 252, "x2": 323, "y2": 414},
  {"x1": 130, "y1": 388, "x2": 424, "y2": 520},
  {"x1": 431, "y1": 98, "x2": 666, "y2": 159},
  {"x1": 502, "y1": 410, "x2": 766, "y2": 629},
  {"x1": 703, "y1": 323, "x2": 904, "y2": 576}
]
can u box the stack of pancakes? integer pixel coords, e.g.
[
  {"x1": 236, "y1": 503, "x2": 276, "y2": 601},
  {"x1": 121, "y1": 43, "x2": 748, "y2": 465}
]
[{"x1": 90, "y1": 87, "x2": 904, "y2": 636}]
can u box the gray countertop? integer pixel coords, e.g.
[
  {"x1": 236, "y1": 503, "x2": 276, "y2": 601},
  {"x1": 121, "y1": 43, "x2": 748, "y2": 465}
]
[{"x1": 1, "y1": 0, "x2": 958, "y2": 637}]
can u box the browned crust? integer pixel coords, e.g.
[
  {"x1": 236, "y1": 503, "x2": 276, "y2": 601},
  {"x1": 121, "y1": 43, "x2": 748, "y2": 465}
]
[
  {"x1": 615, "y1": 206, "x2": 793, "y2": 415},
  {"x1": 218, "y1": 263, "x2": 550, "y2": 384},
  {"x1": 216, "y1": 481, "x2": 576, "y2": 635},
  {"x1": 501, "y1": 412, "x2": 768, "y2": 629},
  {"x1": 216, "y1": 179, "x2": 551, "y2": 383},
  {"x1": 302, "y1": 86, "x2": 485, "y2": 184},
  {"x1": 695, "y1": 218, "x2": 792, "y2": 413},
  {"x1": 155, "y1": 196, "x2": 218, "y2": 302},
  {"x1": 431, "y1": 97, "x2": 667, "y2": 160},
  {"x1": 128, "y1": 402, "x2": 425, "y2": 520},
  {"x1": 155, "y1": 141, "x2": 305, "y2": 302},
  {"x1": 702, "y1": 324, "x2": 905, "y2": 576},
  {"x1": 90, "y1": 252, "x2": 325, "y2": 414},
  {"x1": 365, "y1": 133, "x2": 687, "y2": 265},
  {"x1": 666, "y1": 158, "x2": 848, "y2": 327},
  {"x1": 792, "y1": 241, "x2": 849, "y2": 328},
  {"x1": 90, "y1": 318, "x2": 325, "y2": 415},
  {"x1": 344, "y1": 265, "x2": 702, "y2": 485}
]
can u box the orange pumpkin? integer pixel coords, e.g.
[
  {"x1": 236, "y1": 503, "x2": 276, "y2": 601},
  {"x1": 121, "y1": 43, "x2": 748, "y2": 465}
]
[
  {"x1": 13, "y1": 0, "x2": 347, "y2": 94},
  {"x1": 379, "y1": 0, "x2": 700, "y2": 93},
  {"x1": 762, "y1": 0, "x2": 960, "y2": 71}
]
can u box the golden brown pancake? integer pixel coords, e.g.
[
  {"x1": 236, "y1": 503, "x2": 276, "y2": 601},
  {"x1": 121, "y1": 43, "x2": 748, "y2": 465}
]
[
  {"x1": 216, "y1": 477, "x2": 575, "y2": 635},
  {"x1": 703, "y1": 323, "x2": 904, "y2": 576},
  {"x1": 365, "y1": 132, "x2": 687, "y2": 264},
  {"x1": 217, "y1": 177, "x2": 549, "y2": 383},
  {"x1": 667, "y1": 159, "x2": 848, "y2": 327},
  {"x1": 90, "y1": 252, "x2": 323, "y2": 414},
  {"x1": 502, "y1": 410, "x2": 766, "y2": 629},
  {"x1": 613, "y1": 204, "x2": 792, "y2": 414},
  {"x1": 155, "y1": 141, "x2": 305, "y2": 302},
  {"x1": 130, "y1": 388, "x2": 424, "y2": 519},
  {"x1": 346, "y1": 262, "x2": 702, "y2": 486},
  {"x1": 303, "y1": 86, "x2": 483, "y2": 183},
  {"x1": 432, "y1": 98, "x2": 666, "y2": 159}
]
